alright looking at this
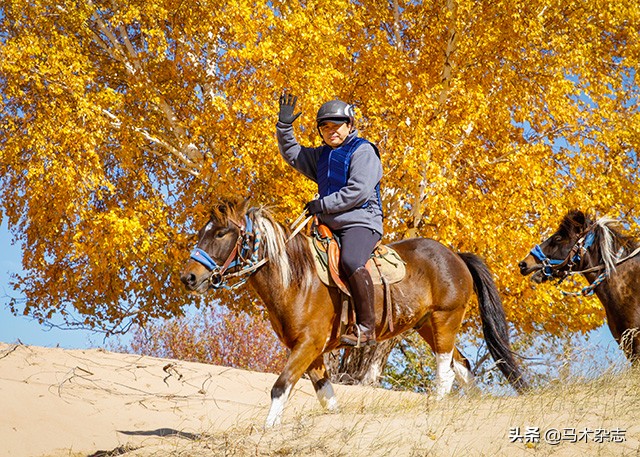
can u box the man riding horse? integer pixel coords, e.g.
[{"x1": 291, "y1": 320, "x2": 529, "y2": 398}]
[
  {"x1": 276, "y1": 92, "x2": 383, "y2": 347},
  {"x1": 180, "y1": 93, "x2": 527, "y2": 426}
]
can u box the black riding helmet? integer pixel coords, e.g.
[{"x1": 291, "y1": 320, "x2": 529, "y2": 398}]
[{"x1": 316, "y1": 99, "x2": 355, "y2": 129}]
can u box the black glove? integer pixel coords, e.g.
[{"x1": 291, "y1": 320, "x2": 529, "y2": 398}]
[
  {"x1": 304, "y1": 199, "x2": 323, "y2": 216},
  {"x1": 278, "y1": 92, "x2": 302, "y2": 124}
]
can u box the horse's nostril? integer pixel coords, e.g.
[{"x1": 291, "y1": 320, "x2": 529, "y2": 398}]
[
  {"x1": 518, "y1": 261, "x2": 527, "y2": 270},
  {"x1": 181, "y1": 273, "x2": 197, "y2": 287}
]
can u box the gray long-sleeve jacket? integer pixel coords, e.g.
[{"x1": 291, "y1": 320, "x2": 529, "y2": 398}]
[{"x1": 277, "y1": 121, "x2": 383, "y2": 235}]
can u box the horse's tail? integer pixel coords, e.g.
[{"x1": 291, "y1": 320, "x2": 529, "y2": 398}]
[{"x1": 459, "y1": 253, "x2": 529, "y2": 394}]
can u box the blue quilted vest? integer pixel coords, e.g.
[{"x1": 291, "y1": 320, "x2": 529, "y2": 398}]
[{"x1": 317, "y1": 137, "x2": 382, "y2": 209}]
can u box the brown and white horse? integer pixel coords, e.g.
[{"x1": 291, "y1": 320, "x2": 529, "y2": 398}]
[
  {"x1": 519, "y1": 210, "x2": 640, "y2": 363},
  {"x1": 181, "y1": 198, "x2": 527, "y2": 426}
]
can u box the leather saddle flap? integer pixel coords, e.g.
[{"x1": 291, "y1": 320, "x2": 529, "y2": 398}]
[{"x1": 309, "y1": 225, "x2": 406, "y2": 291}]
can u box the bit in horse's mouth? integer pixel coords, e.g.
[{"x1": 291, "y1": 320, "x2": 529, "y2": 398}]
[
  {"x1": 519, "y1": 264, "x2": 548, "y2": 284},
  {"x1": 530, "y1": 270, "x2": 547, "y2": 284},
  {"x1": 193, "y1": 280, "x2": 210, "y2": 294}
]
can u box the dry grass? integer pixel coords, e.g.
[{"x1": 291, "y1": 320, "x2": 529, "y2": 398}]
[
  {"x1": 5, "y1": 342, "x2": 636, "y2": 457},
  {"x1": 115, "y1": 366, "x2": 640, "y2": 457}
]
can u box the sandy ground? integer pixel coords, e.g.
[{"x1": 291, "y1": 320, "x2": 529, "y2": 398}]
[{"x1": 1, "y1": 342, "x2": 638, "y2": 457}]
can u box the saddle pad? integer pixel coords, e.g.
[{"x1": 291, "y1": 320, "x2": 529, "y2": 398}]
[{"x1": 309, "y1": 237, "x2": 406, "y2": 288}]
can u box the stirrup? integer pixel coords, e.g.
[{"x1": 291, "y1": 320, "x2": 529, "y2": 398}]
[{"x1": 340, "y1": 325, "x2": 376, "y2": 348}]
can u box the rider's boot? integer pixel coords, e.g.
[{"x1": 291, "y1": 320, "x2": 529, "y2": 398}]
[{"x1": 340, "y1": 266, "x2": 377, "y2": 347}]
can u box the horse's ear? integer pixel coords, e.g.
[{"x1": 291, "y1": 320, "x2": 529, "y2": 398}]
[
  {"x1": 565, "y1": 210, "x2": 589, "y2": 233},
  {"x1": 210, "y1": 201, "x2": 229, "y2": 223},
  {"x1": 559, "y1": 210, "x2": 584, "y2": 237},
  {"x1": 572, "y1": 210, "x2": 586, "y2": 225},
  {"x1": 239, "y1": 197, "x2": 251, "y2": 214}
]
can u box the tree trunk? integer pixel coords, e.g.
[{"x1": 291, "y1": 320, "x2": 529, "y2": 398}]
[{"x1": 324, "y1": 337, "x2": 399, "y2": 386}]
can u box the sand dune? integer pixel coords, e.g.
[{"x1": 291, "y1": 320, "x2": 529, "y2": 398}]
[{"x1": 1, "y1": 342, "x2": 638, "y2": 456}]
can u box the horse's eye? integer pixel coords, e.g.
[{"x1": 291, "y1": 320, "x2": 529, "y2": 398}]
[
  {"x1": 215, "y1": 229, "x2": 228, "y2": 239},
  {"x1": 553, "y1": 235, "x2": 563, "y2": 243}
]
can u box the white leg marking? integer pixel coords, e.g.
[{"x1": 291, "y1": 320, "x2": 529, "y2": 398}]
[
  {"x1": 317, "y1": 382, "x2": 339, "y2": 412},
  {"x1": 265, "y1": 385, "x2": 292, "y2": 428},
  {"x1": 452, "y1": 358, "x2": 479, "y2": 394},
  {"x1": 452, "y1": 359, "x2": 475, "y2": 385},
  {"x1": 434, "y1": 351, "x2": 456, "y2": 399}
]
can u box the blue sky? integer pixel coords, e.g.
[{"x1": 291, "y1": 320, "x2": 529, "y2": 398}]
[{"x1": 0, "y1": 219, "x2": 108, "y2": 348}]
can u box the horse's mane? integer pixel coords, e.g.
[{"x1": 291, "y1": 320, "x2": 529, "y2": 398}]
[
  {"x1": 247, "y1": 206, "x2": 314, "y2": 291},
  {"x1": 210, "y1": 198, "x2": 314, "y2": 290},
  {"x1": 561, "y1": 210, "x2": 639, "y2": 275}
]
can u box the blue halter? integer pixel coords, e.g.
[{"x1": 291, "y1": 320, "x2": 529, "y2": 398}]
[
  {"x1": 189, "y1": 214, "x2": 262, "y2": 289},
  {"x1": 530, "y1": 231, "x2": 596, "y2": 279}
]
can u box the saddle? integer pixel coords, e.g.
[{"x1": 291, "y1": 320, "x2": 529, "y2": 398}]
[
  {"x1": 309, "y1": 222, "x2": 406, "y2": 338},
  {"x1": 309, "y1": 224, "x2": 406, "y2": 294}
]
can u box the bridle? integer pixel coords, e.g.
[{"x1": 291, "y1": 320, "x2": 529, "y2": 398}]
[
  {"x1": 189, "y1": 214, "x2": 267, "y2": 290},
  {"x1": 529, "y1": 228, "x2": 608, "y2": 296},
  {"x1": 188, "y1": 210, "x2": 312, "y2": 291},
  {"x1": 529, "y1": 225, "x2": 639, "y2": 296},
  {"x1": 529, "y1": 229, "x2": 596, "y2": 282},
  {"x1": 529, "y1": 220, "x2": 640, "y2": 296}
]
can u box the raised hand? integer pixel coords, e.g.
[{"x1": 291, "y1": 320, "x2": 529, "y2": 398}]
[{"x1": 278, "y1": 92, "x2": 302, "y2": 124}]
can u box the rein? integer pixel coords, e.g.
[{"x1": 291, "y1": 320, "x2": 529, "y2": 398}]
[
  {"x1": 561, "y1": 245, "x2": 640, "y2": 296},
  {"x1": 189, "y1": 210, "x2": 311, "y2": 290}
]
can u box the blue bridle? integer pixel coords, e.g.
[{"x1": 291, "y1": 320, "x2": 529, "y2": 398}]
[
  {"x1": 189, "y1": 214, "x2": 262, "y2": 289},
  {"x1": 530, "y1": 231, "x2": 596, "y2": 279},
  {"x1": 190, "y1": 248, "x2": 218, "y2": 270}
]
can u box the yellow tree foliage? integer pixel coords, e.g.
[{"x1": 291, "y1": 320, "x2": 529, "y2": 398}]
[{"x1": 1, "y1": 0, "x2": 638, "y2": 334}]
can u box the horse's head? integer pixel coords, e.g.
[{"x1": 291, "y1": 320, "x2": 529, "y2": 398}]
[
  {"x1": 518, "y1": 210, "x2": 593, "y2": 283},
  {"x1": 180, "y1": 198, "x2": 250, "y2": 294}
]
